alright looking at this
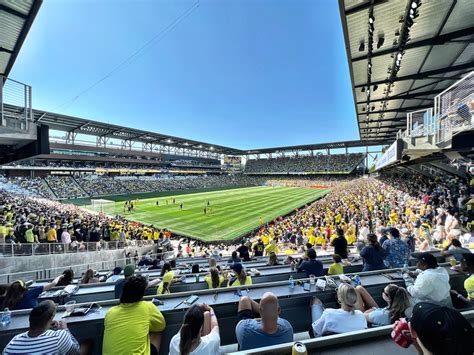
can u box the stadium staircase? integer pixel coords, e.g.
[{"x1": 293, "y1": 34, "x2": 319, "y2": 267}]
[
  {"x1": 72, "y1": 176, "x2": 90, "y2": 197},
  {"x1": 42, "y1": 177, "x2": 59, "y2": 199}
]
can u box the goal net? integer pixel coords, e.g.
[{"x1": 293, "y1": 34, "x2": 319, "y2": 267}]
[{"x1": 89, "y1": 199, "x2": 116, "y2": 215}]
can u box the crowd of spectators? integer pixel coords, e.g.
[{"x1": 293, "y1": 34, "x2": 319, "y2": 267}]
[
  {"x1": 245, "y1": 153, "x2": 365, "y2": 173},
  {"x1": 44, "y1": 176, "x2": 86, "y2": 199},
  {"x1": 4, "y1": 175, "x2": 266, "y2": 200},
  {"x1": 0, "y1": 190, "x2": 169, "y2": 250}
]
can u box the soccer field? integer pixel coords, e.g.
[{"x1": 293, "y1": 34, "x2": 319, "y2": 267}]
[{"x1": 87, "y1": 186, "x2": 331, "y2": 241}]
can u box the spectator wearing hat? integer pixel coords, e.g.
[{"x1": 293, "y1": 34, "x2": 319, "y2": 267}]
[
  {"x1": 450, "y1": 253, "x2": 474, "y2": 307},
  {"x1": 382, "y1": 227, "x2": 410, "y2": 268},
  {"x1": 395, "y1": 302, "x2": 473, "y2": 355},
  {"x1": 227, "y1": 263, "x2": 252, "y2": 287},
  {"x1": 296, "y1": 248, "x2": 323, "y2": 278},
  {"x1": 106, "y1": 267, "x2": 123, "y2": 283},
  {"x1": 235, "y1": 292, "x2": 293, "y2": 351},
  {"x1": 103, "y1": 275, "x2": 166, "y2": 355},
  {"x1": 3, "y1": 300, "x2": 81, "y2": 354},
  {"x1": 115, "y1": 264, "x2": 161, "y2": 299},
  {"x1": 403, "y1": 252, "x2": 452, "y2": 307}
]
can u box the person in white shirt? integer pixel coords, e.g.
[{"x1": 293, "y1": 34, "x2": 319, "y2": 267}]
[
  {"x1": 403, "y1": 252, "x2": 453, "y2": 307},
  {"x1": 309, "y1": 283, "x2": 367, "y2": 337},
  {"x1": 169, "y1": 303, "x2": 220, "y2": 355}
]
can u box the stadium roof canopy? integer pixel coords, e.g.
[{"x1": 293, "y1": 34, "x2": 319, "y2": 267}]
[
  {"x1": 12, "y1": 105, "x2": 243, "y2": 155},
  {"x1": 339, "y1": 0, "x2": 474, "y2": 142},
  {"x1": 244, "y1": 139, "x2": 385, "y2": 155},
  {"x1": 0, "y1": 0, "x2": 42, "y2": 77},
  {"x1": 6, "y1": 104, "x2": 385, "y2": 156}
]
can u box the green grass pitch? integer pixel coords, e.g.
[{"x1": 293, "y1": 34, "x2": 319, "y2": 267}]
[{"x1": 86, "y1": 186, "x2": 331, "y2": 241}]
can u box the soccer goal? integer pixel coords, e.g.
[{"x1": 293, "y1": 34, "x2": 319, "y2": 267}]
[{"x1": 90, "y1": 199, "x2": 116, "y2": 215}]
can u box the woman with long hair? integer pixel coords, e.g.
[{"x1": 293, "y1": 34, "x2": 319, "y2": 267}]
[
  {"x1": 309, "y1": 282, "x2": 367, "y2": 337},
  {"x1": 266, "y1": 252, "x2": 280, "y2": 266},
  {"x1": 355, "y1": 284, "x2": 412, "y2": 325},
  {"x1": 204, "y1": 267, "x2": 225, "y2": 289},
  {"x1": 169, "y1": 304, "x2": 220, "y2": 355},
  {"x1": 360, "y1": 233, "x2": 387, "y2": 271},
  {"x1": 80, "y1": 269, "x2": 99, "y2": 284},
  {"x1": 157, "y1": 262, "x2": 174, "y2": 295},
  {"x1": 227, "y1": 263, "x2": 252, "y2": 287},
  {"x1": 2, "y1": 275, "x2": 63, "y2": 310},
  {"x1": 57, "y1": 269, "x2": 74, "y2": 287}
]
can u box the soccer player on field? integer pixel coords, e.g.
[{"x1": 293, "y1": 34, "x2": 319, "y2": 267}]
[{"x1": 180, "y1": 203, "x2": 183, "y2": 210}]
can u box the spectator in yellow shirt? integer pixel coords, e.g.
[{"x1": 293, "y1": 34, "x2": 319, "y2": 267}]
[
  {"x1": 265, "y1": 240, "x2": 280, "y2": 256},
  {"x1": 103, "y1": 275, "x2": 166, "y2": 355},
  {"x1": 327, "y1": 254, "x2": 344, "y2": 275}
]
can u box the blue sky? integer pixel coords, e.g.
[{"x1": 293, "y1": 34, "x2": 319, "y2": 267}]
[{"x1": 10, "y1": 0, "x2": 359, "y2": 150}]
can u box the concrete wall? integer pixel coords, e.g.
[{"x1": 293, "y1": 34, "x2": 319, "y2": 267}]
[{"x1": 0, "y1": 245, "x2": 156, "y2": 283}]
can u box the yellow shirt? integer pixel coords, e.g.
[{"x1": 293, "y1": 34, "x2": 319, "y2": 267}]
[
  {"x1": 465, "y1": 274, "x2": 474, "y2": 301},
  {"x1": 261, "y1": 235, "x2": 269, "y2": 245},
  {"x1": 204, "y1": 275, "x2": 225, "y2": 289},
  {"x1": 231, "y1": 276, "x2": 252, "y2": 286},
  {"x1": 285, "y1": 249, "x2": 295, "y2": 255},
  {"x1": 327, "y1": 263, "x2": 343, "y2": 275},
  {"x1": 103, "y1": 301, "x2": 165, "y2": 355},
  {"x1": 265, "y1": 243, "x2": 280, "y2": 255},
  {"x1": 47, "y1": 229, "x2": 57, "y2": 242},
  {"x1": 157, "y1": 271, "x2": 174, "y2": 294}
]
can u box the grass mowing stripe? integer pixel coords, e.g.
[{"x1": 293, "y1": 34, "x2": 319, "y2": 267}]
[{"x1": 84, "y1": 187, "x2": 330, "y2": 241}]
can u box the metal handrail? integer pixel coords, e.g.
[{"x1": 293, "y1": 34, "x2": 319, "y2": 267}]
[{"x1": 0, "y1": 240, "x2": 156, "y2": 257}]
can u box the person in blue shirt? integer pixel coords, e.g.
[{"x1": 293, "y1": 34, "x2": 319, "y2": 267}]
[
  {"x1": 235, "y1": 292, "x2": 293, "y2": 351},
  {"x1": 360, "y1": 233, "x2": 387, "y2": 271},
  {"x1": 297, "y1": 248, "x2": 324, "y2": 278},
  {"x1": 2, "y1": 275, "x2": 63, "y2": 310},
  {"x1": 382, "y1": 227, "x2": 410, "y2": 268}
]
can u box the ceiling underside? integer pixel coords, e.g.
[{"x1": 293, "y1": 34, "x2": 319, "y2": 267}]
[{"x1": 339, "y1": 0, "x2": 474, "y2": 141}]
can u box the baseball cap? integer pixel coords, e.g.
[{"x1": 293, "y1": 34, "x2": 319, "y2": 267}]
[
  {"x1": 124, "y1": 264, "x2": 135, "y2": 277},
  {"x1": 410, "y1": 302, "x2": 473, "y2": 354},
  {"x1": 416, "y1": 252, "x2": 438, "y2": 268},
  {"x1": 230, "y1": 262, "x2": 243, "y2": 274},
  {"x1": 461, "y1": 253, "x2": 474, "y2": 268}
]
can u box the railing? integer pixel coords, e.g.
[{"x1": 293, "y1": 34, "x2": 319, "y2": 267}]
[
  {"x1": 0, "y1": 76, "x2": 32, "y2": 130},
  {"x1": 0, "y1": 240, "x2": 156, "y2": 257},
  {"x1": 0, "y1": 251, "x2": 172, "y2": 284},
  {"x1": 401, "y1": 71, "x2": 473, "y2": 147},
  {"x1": 406, "y1": 108, "x2": 433, "y2": 138},
  {"x1": 434, "y1": 71, "x2": 473, "y2": 144}
]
